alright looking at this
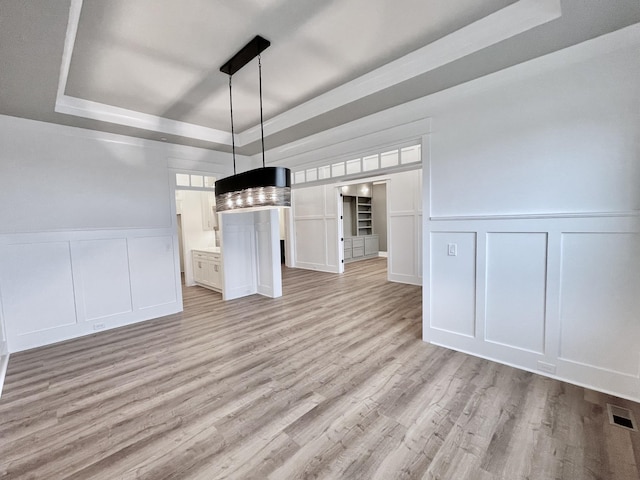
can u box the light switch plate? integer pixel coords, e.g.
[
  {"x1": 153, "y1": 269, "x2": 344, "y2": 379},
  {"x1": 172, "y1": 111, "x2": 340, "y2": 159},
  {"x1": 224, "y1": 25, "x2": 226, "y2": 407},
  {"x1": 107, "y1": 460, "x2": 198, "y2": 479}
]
[{"x1": 447, "y1": 243, "x2": 457, "y2": 256}]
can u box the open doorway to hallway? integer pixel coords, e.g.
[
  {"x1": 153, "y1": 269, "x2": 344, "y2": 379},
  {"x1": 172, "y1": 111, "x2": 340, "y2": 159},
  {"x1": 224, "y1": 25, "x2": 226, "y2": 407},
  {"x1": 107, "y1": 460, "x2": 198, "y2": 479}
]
[{"x1": 340, "y1": 181, "x2": 388, "y2": 273}]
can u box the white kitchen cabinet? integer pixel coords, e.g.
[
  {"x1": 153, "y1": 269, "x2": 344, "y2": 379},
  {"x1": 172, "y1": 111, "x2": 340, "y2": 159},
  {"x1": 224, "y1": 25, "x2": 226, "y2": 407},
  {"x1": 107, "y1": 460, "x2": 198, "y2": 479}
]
[{"x1": 192, "y1": 249, "x2": 222, "y2": 292}]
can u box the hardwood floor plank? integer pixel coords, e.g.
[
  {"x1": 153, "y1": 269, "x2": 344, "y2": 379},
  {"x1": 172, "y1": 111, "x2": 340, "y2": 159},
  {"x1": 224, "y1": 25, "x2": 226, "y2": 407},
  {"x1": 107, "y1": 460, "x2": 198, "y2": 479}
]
[{"x1": 0, "y1": 258, "x2": 638, "y2": 479}]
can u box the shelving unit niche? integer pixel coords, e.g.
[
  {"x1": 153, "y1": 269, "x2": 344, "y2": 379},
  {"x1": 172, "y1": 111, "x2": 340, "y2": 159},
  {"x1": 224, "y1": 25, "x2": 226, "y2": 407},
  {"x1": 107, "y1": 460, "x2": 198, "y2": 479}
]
[{"x1": 357, "y1": 197, "x2": 372, "y2": 235}]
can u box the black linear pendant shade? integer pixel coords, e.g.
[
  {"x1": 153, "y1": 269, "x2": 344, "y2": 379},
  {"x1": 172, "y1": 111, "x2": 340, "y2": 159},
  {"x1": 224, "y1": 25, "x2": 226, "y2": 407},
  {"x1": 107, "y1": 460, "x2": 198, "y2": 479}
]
[
  {"x1": 215, "y1": 166, "x2": 291, "y2": 211},
  {"x1": 215, "y1": 35, "x2": 291, "y2": 213}
]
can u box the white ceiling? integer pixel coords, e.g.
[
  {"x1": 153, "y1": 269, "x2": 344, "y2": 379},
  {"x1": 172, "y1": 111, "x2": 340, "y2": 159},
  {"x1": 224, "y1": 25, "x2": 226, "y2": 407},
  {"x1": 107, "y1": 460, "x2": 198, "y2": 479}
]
[{"x1": 1, "y1": 0, "x2": 640, "y2": 154}]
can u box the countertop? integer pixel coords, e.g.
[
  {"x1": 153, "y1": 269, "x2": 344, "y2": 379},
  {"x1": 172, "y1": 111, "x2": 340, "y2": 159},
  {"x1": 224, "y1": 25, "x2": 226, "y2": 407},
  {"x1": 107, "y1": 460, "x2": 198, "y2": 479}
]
[{"x1": 192, "y1": 247, "x2": 221, "y2": 254}]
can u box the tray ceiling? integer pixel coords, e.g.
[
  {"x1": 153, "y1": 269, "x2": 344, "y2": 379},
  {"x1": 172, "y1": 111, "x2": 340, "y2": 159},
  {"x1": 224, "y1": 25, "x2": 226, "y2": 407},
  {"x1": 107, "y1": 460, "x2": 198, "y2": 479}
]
[
  {"x1": 1, "y1": 0, "x2": 640, "y2": 153},
  {"x1": 65, "y1": 0, "x2": 515, "y2": 132}
]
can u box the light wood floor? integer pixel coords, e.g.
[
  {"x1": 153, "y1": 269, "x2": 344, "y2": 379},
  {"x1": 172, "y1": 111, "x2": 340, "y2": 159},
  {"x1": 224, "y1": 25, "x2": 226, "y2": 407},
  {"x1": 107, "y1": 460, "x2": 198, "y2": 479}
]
[{"x1": 1, "y1": 258, "x2": 639, "y2": 479}]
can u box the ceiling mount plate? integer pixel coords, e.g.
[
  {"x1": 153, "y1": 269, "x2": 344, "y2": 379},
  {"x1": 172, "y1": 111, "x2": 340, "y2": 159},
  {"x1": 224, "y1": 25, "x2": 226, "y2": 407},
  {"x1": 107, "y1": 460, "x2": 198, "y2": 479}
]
[{"x1": 220, "y1": 35, "x2": 271, "y2": 76}]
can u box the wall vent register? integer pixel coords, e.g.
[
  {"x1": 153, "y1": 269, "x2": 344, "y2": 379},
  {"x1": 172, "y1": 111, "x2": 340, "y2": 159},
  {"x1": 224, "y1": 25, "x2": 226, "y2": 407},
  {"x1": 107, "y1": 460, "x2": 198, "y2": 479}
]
[{"x1": 607, "y1": 404, "x2": 637, "y2": 431}]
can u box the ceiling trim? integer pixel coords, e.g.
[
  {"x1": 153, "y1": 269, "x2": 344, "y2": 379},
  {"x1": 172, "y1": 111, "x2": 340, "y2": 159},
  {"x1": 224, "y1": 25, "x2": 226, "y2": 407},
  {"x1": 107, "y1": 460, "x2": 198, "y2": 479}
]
[
  {"x1": 55, "y1": 95, "x2": 233, "y2": 144},
  {"x1": 262, "y1": 20, "x2": 640, "y2": 166},
  {"x1": 239, "y1": 0, "x2": 562, "y2": 146},
  {"x1": 54, "y1": 0, "x2": 561, "y2": 148}
]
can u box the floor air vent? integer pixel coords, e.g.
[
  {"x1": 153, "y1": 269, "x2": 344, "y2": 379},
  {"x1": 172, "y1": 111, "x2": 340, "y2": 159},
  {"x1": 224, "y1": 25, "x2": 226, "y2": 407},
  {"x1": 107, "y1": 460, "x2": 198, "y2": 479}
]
[{"x1": 607, "y1": 404, "x2": 637, "y2": 432}]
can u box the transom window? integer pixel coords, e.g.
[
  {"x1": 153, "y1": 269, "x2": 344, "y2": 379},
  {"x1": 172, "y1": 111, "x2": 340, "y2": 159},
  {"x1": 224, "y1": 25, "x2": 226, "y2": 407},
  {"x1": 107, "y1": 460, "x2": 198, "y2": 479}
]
[{"x1": 292, "y1": 144, "x2": 421, "y2": 186}]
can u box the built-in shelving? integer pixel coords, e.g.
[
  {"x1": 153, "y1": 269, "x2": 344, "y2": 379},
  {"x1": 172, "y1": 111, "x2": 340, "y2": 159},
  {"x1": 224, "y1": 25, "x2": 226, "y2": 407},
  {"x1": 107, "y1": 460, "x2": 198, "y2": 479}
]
[
  {"x1": 357, "y1": 196, "x2": 372, "y2": 235},
  {"x1": 342, "y1": 193, "x2": 379, "y2": 263}
]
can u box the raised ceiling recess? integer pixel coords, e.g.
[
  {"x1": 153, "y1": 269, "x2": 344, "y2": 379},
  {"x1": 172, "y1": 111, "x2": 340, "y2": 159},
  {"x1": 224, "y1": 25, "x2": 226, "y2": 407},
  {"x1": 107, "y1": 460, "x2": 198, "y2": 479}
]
[{"x1": 53, "y1": 0, "x2": 561, "y2": 151}]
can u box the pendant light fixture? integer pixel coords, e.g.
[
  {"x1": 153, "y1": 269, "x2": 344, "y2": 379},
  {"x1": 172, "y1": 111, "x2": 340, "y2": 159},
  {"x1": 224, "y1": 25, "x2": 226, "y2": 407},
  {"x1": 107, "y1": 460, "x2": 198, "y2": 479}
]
[{"x1": 214, "y1": 35, "x2": 291, "y2": 213}]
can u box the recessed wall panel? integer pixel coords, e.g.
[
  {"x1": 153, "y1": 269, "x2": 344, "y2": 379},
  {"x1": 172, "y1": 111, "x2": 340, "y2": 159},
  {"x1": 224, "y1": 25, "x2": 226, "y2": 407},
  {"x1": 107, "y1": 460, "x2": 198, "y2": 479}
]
[
  {"x1": 128, "y1": 236, "x2": 177, "y2": 309},
  {"x1": 293, "y1": 186, "x2": 325, "y2": 217},
  {"x1": 485, "y1": 233, "x2": 547, "y2": 353},
  {"x1": 74, "y1": 239, "x2": 132, "y2": 321},
  {"x1": 0, "y1": 242, "x2": 77, "y2": 335},
  {"x1": 388, "y1": 170, "x2": 417, "y2": 212},
  {"x1": 389, "y1": 215, "x2": 415, "y2": 277},
  {"x1": 430, "y1": 232, "x2": 476, "y2": 336},
  {"x1": 559, "y1": 233, "x2": 640, "y2": 376},
  {"x1": 255, "y1": 210, "x2": 276, "y2": 295},
  {"x1": 221, "y1": 213, "x2": 257, "y2": 299},
  {"x1": 295, "y1": 219, "x2": 326, "y2": 265}
]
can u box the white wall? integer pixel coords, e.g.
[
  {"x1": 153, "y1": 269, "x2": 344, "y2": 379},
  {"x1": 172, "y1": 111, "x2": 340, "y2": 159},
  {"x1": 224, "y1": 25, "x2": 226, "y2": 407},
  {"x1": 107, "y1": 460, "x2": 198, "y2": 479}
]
[
  {"x1": 0, "y1": 115, "x2": 233, "y2": 352},
  {"x1": 424, "y1": 39, "x2": 640, "y2": 401}
]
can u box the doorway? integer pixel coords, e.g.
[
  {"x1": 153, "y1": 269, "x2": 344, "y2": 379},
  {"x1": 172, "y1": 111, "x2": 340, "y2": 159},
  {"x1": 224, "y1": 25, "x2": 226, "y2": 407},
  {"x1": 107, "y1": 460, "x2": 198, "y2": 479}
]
[
  {"x1": 339, "y1": 180, "x2": 388, "y2": 272},
  {"x1": 174, "y1": 189, "x2": 218, "y2": 288}
]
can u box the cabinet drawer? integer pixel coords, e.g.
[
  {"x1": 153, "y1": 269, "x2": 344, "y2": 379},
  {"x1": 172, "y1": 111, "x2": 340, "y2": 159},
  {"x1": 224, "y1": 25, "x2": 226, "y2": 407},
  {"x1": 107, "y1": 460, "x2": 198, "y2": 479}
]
[
  {"x1": 193, "y1": 251, "x2": 220, "y2": 261},
  {"x1": 353, "y1": 246, "x2": 364, "y2": 257},
  {"x1": 343, "y1": 238, "x2": 352, "y2": 249},
  {"x1": 344, "y1": 247, "x2": 352, "y2": 260},
  {"x1": 352, "y1": 237, "x2": 364, "y2": 248}
]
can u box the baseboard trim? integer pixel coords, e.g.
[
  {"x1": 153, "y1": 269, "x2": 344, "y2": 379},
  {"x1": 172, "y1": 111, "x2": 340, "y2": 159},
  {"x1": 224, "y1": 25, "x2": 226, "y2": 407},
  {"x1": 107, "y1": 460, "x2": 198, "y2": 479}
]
[
  {"x1": 428, "y1": 340, "x2": 640, "y2": 404},
  {"x1": 0, "y1": 354, "x2": 9, "y2": 398},
  {"x1": 378, "y1": 251, "x2": 388, "y2": 258}
]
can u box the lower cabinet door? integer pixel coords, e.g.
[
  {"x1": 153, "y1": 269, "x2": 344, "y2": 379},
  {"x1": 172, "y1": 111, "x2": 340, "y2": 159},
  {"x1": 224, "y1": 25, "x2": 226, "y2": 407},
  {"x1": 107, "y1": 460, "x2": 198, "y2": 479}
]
[
  {"x1": 210, "y1": 261, "x2": 222, "y2": 289},
  {"x1": 364, "y1": 235, "x2": 379, "y2": 255},
  {"x1": 193, "y1": 259, "x2": 204, "y2": 283},
  {"x1": 203, "y1": 260, "x2": 214, "y2": 286}
]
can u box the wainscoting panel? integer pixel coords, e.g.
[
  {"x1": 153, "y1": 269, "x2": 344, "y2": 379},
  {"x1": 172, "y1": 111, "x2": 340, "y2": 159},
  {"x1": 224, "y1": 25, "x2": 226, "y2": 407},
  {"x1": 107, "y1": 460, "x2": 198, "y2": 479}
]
[
  {"x1": 221, "y1": 214, "x2": 257, "y2": 301},
  {"x1": 0, "y1": 242, "x2": 77, "y2": 336},
  {"x1": 0, "y1": 229, "x2": 182, "y2": 353},
  {"x1": 295, "y1": 219, "x2": 328, "y2": 267},
  {"x1": 72, "y1": 238, "x2": 133, "y2": 322},
  {"x1": 425, "y1": 216, "x2": 640, "y2": 402},
  {"x1": 387, "y1": 170, "x2": 422, "y2": 285},
  {"x1": 326, "y1": 219, "x2": 339, "y2": 269},
  {"x1": 429, "y1": 232, "x2": 476, "y2": 337},
  {"x1": 485, "y1": 233, "x2": 547, "y2": 354},
  {"x1": 388, "y1": 214, "x2": 417, "y2": 283},
  {"x1": 559, "y1": 233, "x2": 640, "y2": 378},
  {"x1": 293, "y1": 185, "x2": 341, "y2": 273},
  {"x1": 128, "y1": 236, "x2": 177, "y2": 309},
  {"x1": 254, "y1": 209, "x2": 282, "y2": 298}
]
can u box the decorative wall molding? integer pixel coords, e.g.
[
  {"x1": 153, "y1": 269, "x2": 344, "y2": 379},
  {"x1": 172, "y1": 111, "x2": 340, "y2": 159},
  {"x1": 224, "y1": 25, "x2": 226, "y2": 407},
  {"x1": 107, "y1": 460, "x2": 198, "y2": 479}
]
[
  {"x1": 425, "y1": 218, "x2": 640, "y2": 402},
  {"x1": 430, "y1": 211, "x2": 640, "y2": 221},
  {"x1": 0, "y1": 228, "x2": 182, "y2": 353}
]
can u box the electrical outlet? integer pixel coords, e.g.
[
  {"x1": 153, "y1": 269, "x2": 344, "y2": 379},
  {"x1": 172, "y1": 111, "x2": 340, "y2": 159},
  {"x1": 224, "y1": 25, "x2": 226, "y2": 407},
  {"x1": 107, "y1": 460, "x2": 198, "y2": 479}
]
[
  {"x1": 447, "y1": 243, "x2": 457, "y2": 256},
  {"x1": 537, "y1": 361, "x2": 556, "y2": 375},
  {"x1": 93, "y1": 323, "x2": 106, "y2": 331}
]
